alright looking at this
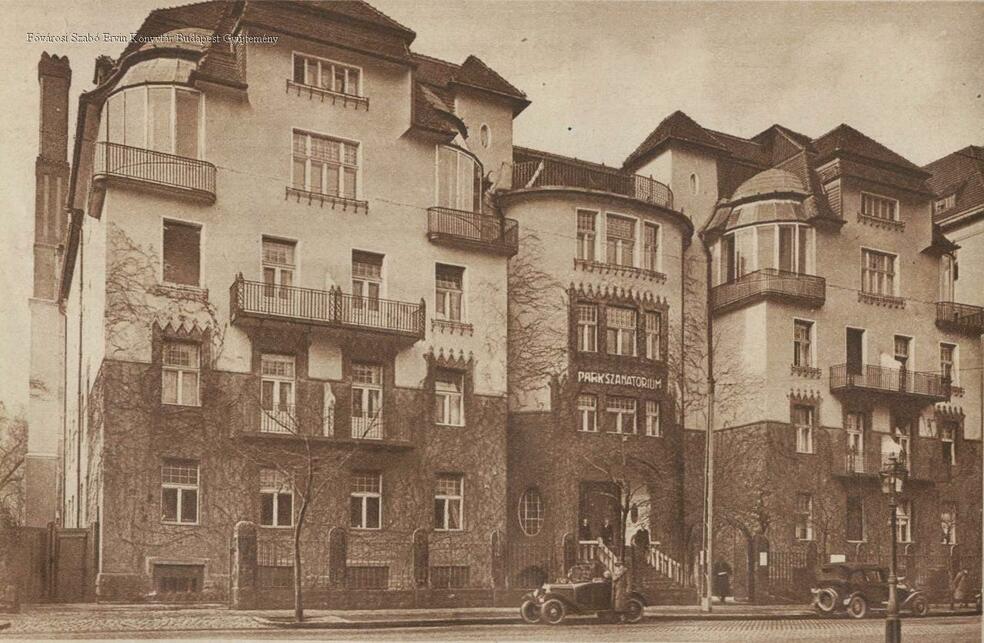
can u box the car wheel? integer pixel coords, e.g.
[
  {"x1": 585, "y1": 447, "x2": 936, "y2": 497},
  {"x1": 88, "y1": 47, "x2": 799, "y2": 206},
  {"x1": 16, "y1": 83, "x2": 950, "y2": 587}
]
[
  {"x1": 541, "y1": 599, "x2": 566, "y2": 625},
  {"x1": 815, "y1": 588, "x2": 838, "y2": 614},
  {"x1": 847, "y1": 595, "x2": 868, "y2": 619},
  {"x1": 623, "y1": 598, "x2": 645, "y2": 624},
  {"x1": 909, "y1": 595, "x2": 928, "y2": 617},
  {"x1": 520, "y1": 600, "x2": 541, "y2": 624}
]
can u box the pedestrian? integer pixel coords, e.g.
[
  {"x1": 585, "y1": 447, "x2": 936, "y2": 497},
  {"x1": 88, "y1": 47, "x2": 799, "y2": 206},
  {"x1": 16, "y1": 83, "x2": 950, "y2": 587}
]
[
  {"x1": 578, "y1": 517, "x2": 592, "y2": 542},
  {"x1": 631, "y1": 526, "x2": 651, "y2": 568},
  {"x1": 713, "y1": 561, "x2": 732, "y2": 604},
  {"x1": 951, "y1": 567, "x2": 970, "y2": 609},
  {"x1": 611, "y1": 558, "x2": 629, "y2": 621},
  {"x1": 601, "y1": 518, "x2": 614, "y2": 548}
]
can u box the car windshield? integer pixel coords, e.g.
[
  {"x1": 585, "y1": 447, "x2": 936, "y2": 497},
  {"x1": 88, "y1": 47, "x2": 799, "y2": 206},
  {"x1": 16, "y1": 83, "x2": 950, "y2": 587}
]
[{"x1": 866, "y1": 570, "x2": 884, "y2": 583}]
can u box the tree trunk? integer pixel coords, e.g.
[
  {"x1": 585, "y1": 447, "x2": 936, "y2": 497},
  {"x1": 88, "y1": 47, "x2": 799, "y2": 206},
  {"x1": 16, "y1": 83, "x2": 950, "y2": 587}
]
[{"x1": 293, "y1": 497, "x2": 309, "y2": 622}]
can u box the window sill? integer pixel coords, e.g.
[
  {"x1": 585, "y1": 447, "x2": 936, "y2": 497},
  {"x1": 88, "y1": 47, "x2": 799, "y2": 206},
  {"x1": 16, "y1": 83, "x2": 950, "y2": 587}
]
[
  {"x1": 162, "y1": 402, "x2": 202, "y2": 409},
  {"x1": 857, "y1": 212, "x2": 905, "y2": 232},
  {"x1": 790, "y1": 365, "x2": 821, "y2": 379},
  {"x1": 434, "y1": 528, "x2": 464, "y2": 533},
  {"x1": 260, "y1": 524, "x2": 294, "y2": 530},
  {"x1": 436, "y1": 423, "x2": 465, "y2": 429},
  {"x1": 432, "y1": 319, "x2": 474, "y2": 336},
  {"x1": 846, "y1": 540, "x2": 867, "y2": 544},
  {"x1": 350, "y1": 526, "x2": 382, "y2": 531},
  {"x1": 286, "y1": 79, "x2": 369, "y2": 110},
  {"x1": 575, "y1": 258, "x2": 667, "y2": 283},
  {"x1": 285, "y1": 186, "x2": 369, "y2": 213},
  {"x1": 161, "y1": 521, "x2": 199, "y2": 527},
  {"x1": 858, "y1": 291, "x2": 905, "y2": 309},
  {"x1": 154, "y1": 283, "x2": 209, "y2": 302}
]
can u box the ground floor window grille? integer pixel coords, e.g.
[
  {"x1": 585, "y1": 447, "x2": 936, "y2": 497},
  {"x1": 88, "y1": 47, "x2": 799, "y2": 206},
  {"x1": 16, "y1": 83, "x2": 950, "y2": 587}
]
[
  {"x1": 153, "y1": 564, "x2": 204, "y2": 594},
  {"x1": 430, "y1": 565, "x2": 470, "y2": 589},
  {"x1": 346, "y1": 564, "x2": 389, "y2": 589}
]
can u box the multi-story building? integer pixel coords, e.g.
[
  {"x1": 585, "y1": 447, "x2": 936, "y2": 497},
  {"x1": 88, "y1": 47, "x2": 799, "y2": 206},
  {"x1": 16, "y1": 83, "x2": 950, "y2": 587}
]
[
  {"x1": 625, "y1": 111, "x2": 982, "y2": 599},
  {"x1": 58, "y1": 0, "x2": 527, "y2": 599}
]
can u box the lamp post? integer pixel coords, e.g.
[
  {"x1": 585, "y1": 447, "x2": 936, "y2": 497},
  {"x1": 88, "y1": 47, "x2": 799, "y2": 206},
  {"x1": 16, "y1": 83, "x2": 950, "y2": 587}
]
[{"x1": 880, "y1": 442, "x2": 907, "y2": 643}]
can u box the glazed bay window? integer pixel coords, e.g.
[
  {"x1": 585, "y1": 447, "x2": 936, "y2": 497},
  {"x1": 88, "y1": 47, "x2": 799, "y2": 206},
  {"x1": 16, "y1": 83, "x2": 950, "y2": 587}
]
[
  {"x1": 437, "y1": 146, "x2": 482, "y2": 212},
  {"x1": 607, "y1": 397, "x2": 637, "y2": 434},
  {"x1": 435, "y1": 264, "x2": 464, "y2": 322},
  {"x1": 715, "y1": 223, "x2": 815, "y2": 284},
  {"x1": 162, "y1": 342, "x2": 199, "y2": 406},
  {"x1": 644, "y1": 311, "x2": 662, "y2": 360},
  {"x1": 161, "y1": 459, "x2": 199, "y2": 525},
  {"x1": 350, "y1": 472, "x2": 381, "y2": 530},
  {"x1": 576, "y1": 210, "x2": 597, "y2": 261},
  {"x1": 793, "y1": 320, "x2": 814, "y2": 368},
  {"x1": 262, "y1": 238, "x2": 295, "y2": 298},
  {"x1": 941, "y1": 422, "x2": 956, "y2": 466},
  {"x1": 259, "y1": 469, "x2": 293, "y2": 528},
  {"x1": 896, "y1": 501, "x2": 912, "y2": 543},
  {"x1": 435, "y1": 369, "x2": 464, "y2": 427},
  {"x1": 577, "y1": 394, "x2": 597, "y2": 432},
  {"x1": 794, "y1": 493, "x2": 814, "y2": 540},
  {"x1": 101, "y1": 85, "x2": 202, "y2": 158},
  {"x1": 606, "y1": 214, "x2": 635, "y2": 267},
  {"x1": 434, "y1": 474, "x2": 463, "y2": 531},
  {"x1": 162, "y1": 220, "x2": 201, "y2": 287},
  {"x1": 861, "y1": 249, "x2": 897, "y2": 297},
  {"x1": 606, "y1": 306, "x2": 637, "y2": 357},
  {"x1": 643, "y1": 222, "x2": 660, "y2": 272},
  {"x1": 940, "y1": 503, "x2": 957, "y2": 545},
  {"x1": 352, "y1": 363, "x2": 383, "y2": 439},
  {"x1": 260, "y1": 354, "x2": 295, "y2": 433},
  {"x1": 793, "y1": 405, "x2": 814, "y2": 454},
  {"x1": 576, "y1": 304, "x2": 598, "y2": 352},
  {"x1": 645, "y1": 400, "x2": 661, "y2": 437},
  {"x1": 292, "y1": 130, "x2": 359, "y2": 199},
  {"x1": 861, "y1": 192, "x2": 898, "y2": 221},
  {"x1": 292, "y1": 52, "x2": 361, "y2": 96}
]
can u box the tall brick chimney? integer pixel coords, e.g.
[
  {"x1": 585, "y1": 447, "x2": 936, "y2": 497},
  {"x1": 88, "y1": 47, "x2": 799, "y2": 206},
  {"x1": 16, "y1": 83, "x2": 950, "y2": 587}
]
[{"x1": 25, "y1": 52, "x2": 71, "y2": 527}]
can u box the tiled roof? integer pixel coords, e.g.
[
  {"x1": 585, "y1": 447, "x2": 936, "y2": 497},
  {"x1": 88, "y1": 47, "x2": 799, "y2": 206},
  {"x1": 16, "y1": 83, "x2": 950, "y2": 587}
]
[
  {"x1": 455, "y1": 55, "x2": 527, "y2": 102},
  {"x1": 704, "y1": 129, "x2": 770, "y2": 167},
  {"x1": 623, "y1": 110, "x2": 729, "y2": 171},
  {"x1": 298, "y1": 0, "x2": 416, "y2": 40},
  {"x1": 924, "y1": 145, "x2": 984, "y2": 221},
  {"x1": 813, "y1": 124, "x2": 927, "y2": 175}
]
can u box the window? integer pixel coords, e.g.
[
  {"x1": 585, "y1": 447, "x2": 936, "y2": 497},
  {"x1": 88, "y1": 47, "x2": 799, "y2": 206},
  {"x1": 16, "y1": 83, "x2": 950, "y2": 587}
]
[
  {"x1": 435, "y1": 264, "x2": 464, "y2": 322},
  {"x1": 940, "y1": 254, "x2": 956, "y2": 301},
  {"x1": 941, "y1": 422, "x2": 956, "y2": 466},
  {"x1": 259, "y1": 469, "x2": 293, "y2": 527},
  {"x1": 776, "y1": 224, "x2": 815, "y2": 274},
  {"x1": 940, "y1": 503, "x2": 957, "y2": 545},
  {"x1": 894, "y1": 336, "x2": 911, "y2": 367},
  {"x1": 431, "y1": 566, "x2": 470, "y2": 589},
  {"x1": 935, "y1": 194, "x2": 956, "y2": 214},
  {"x1": 793, "y1": 405, "x2": 814, "y2": 454},
  {"x1": 576, "y1": 210, "x2": 597, "y2": 262},
  {"x1": 437, "y1": 146, "x2": 482, "y2": 212},
  {"x1": 262, "y1": 238, "x2": 295, "y2": 297},
  {"x1": 896, "y1": 501, "x2": 912, "y2": 543},
  {"x1": 292, "y1": 53, "x2": 361, "y2": 96},
  {"x1": 162, "y1": 342, "x2": 200, "y2": 406},
  {"x1": 861, "y1": 249, "x2": 897, "y2": 296},
  {"x1": 434, "y1": 474, "x2": 463, "y2": 531},
  {"x1": 644, "y1": 311, "x2": 662, "y2": 360},
  {"x1": 576, "y1": 304, "x2": 598, "y2": 352},
  {"x1": 479, "y1": 123, "x2": 491, "y2": 149},
  {"x1": 940, "y1": 343, "x2": 956, "y2": 384},
  {"x1": 346, "y1": 565, "x2": 389, "y2": 589},
  {"x1": 352, "y1": 250, "x2": 383, "y2": 312},
  {"x1": 883, "y1": 422, "x2": 911, "y2": 472},
  {"x1": 162, "y1": 220, "x2": 201, "y2": 287},
  {"x1": 846, "y1": 495, "x2": 865, "y2": 542},
  {"x1": 645, "y1": 400, "x2": 661, "y2": 437},
  {"x1": 643, "y1": 223, "x2": 660, "y2": 272},
  {"x1": 101, "y1": 86, "x2": 202, "y2": 158},
  {"x1": 794, "y1": 493, "x2": 813, "y2": 540},
  {"x1": 518, "y1": 487, "x2": 544, "y2": 536},
  {"x1": 606, "y1": 307, "x2": 637, "y2": 357},
  {"x1": 292, "y1": 130, "x2": 359, "y2": 199},
  {"x1": 260, "y1": 354, "x2": 295, "y2": 433},
  {"x1": 435, "y1": 369, "x2": 464, "y2": 427},
  {"x1": 577, "y1": 394, "x2": 597, "y2": 432},
  {"x1": 161, "y1": 459, "x2": 199, "y2": 524},
  {"x1": 846, "y1": 412, "x2": 866, "y2": 472},
  {"x1": 352, "y1": 363, "x2": 383, "y2": 440},
  {"x1": 606, "y1": 214, "x2": 635, "y2": 267},
  {"x1": 350, "y1": 472, "x2": 381, "y2": 529},
  {"x1": 861, "y1": 192, "x2": 898, "y2": 221},
  {"x1": 793, "y1": 320, "x2": 813, "y2": 368},
  {"x1": 607, "y1": 397, "x2": 637, "y2": 434},
  {"x1": 689, "y1": 173, "x2": 699, "y2": 195}
]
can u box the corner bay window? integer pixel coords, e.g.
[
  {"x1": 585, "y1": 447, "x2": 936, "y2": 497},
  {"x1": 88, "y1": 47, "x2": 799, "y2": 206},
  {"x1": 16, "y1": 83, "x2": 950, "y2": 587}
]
[
  {"x1": 435, "y1": 369, "x2": 464, "y2": 427},
  {"x1": 437, "y1": 146, "x2": 482, "y2": 212},
  {"x1": 162, "y1": 220, "x2": 201, "y2": 287},
  {"x1": 259, "y1": 469, "x2": 293, "y2": 527},
  {"x1": 606, "y1": 307, "x2": 637, "y2": 357},
  {"x1": 577, "y1": 394, "x2": 597, "y2": 432},
  {"x1": 350, "y1": 472, "x2": 381, "y2": 529},
  {"x1": 162, "y1": 342, "x2": 199, "y2": 406},
  {"x1": 606, "y1": 214, "x2": 635, "y2": 267},
  {"x1": 292, "y1": 52, "x2": 361, "y2": 96},
  {"x1": 861, "y1": 249, "x2": 897, "y2": 297},
  {"x1": 434, "y1": 474, "x2": 463, "y2": 531},
  {"x1": 100, "y1": 85, "x2": 203, "y2": 158},
  {"x1": 435, "y1": 264, "x2": 464, "y2": 322},
  {"x1": 292, "y1": 130, "x2": 359, "y2": 199},
  {"x1": 352, "y1": 363, "x2": 383, "y2": 439},
  {"x1": 607, "y1": 397, "x2": 637, "y2": 434},
  {"x1": 714, "y1": 223, "x2": 815, "y2": 284},
  {"x1": 161, "y1": 459, "x2": 199, "y2": 524}
]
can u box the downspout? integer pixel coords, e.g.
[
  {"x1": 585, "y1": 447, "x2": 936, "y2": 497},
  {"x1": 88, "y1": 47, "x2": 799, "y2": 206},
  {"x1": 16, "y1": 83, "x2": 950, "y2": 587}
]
[
  {"x1": 75, "y1": 213, "x2": 84, "y2": 528},
  {"x1": 700, "y1": 233, "x2": 715, "y2": 612}
]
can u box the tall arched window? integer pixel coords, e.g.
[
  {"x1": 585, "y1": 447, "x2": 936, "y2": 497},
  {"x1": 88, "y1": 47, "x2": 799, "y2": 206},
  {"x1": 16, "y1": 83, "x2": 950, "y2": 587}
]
[{"x1": 519, "y1": 487, "x2": 544, "y2": 536}]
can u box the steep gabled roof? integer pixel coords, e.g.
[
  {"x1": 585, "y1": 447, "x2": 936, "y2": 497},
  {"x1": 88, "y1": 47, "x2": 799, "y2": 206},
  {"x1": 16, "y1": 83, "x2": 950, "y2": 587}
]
[
  {"x1": 923, "y1": 145, "x2": 984, "y2": 222},
  {"x1": 623, "y1": 110, "x2": 729, "y2": 171},
  {"x1": 813, "y1": 124, "x2": 927, "y2": 176},
  {"x1": 454, "y1": 55, "x2": 528, "y2": 104}
]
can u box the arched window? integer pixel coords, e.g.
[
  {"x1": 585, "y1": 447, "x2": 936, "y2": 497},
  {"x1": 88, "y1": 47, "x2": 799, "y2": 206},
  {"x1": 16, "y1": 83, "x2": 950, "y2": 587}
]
[
  {"x1": 689, "y1": 172, "x2": 699, "y2": 195},
  {"x1": 519, "y1": 487, "x2": 544, "y2": 536},
  {"x1": 479, "y1": 123, "x2": 491, "y2": 149}
]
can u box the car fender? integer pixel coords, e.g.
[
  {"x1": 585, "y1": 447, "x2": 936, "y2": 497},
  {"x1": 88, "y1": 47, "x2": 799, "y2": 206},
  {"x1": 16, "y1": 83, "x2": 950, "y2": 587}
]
[
  {"x1": 812, "y1": 587, "x2": 840, "y2": 612},
  {"x1": 844, "y1": 590, "x2": 866, "y2": 606},
  {"x1": 628, "y1": 591, "x2": 648, "y2": 607},
  {"x1": 900, "y1": 590, "x2": 925, "y2": 609},
  {"x1": 540, "y1": 592, "x2": 575, "y2": 609}
]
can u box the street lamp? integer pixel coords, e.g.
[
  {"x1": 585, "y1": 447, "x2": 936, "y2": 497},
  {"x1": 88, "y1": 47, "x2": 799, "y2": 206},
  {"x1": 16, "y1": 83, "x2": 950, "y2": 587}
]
[{"x1": 880, "y1": 440, "x2": 908, "y2": 643}]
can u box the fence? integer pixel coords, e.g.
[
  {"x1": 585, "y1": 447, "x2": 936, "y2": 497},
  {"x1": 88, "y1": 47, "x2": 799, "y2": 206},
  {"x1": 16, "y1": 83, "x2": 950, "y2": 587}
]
[
  {"x1": 512, "y1": 159, "x2": 674, "y2": 210},
  {"x1": 92, "y1": 141, "x2": 215, "y2": 198},
  {"x1": 829, "y1": 363, "x2": 949, "y2": 399},
  {"x1": 427, "y1": 207, "x2": 519, "y2": 255},
  {"x1": 710, "y1": 269, "x2": 826, "y2": 312}
]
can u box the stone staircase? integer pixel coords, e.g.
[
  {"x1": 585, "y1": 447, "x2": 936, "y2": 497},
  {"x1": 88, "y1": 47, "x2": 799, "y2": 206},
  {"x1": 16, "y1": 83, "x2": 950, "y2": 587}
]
[{"x1": 575, "y1": 539, "x2": 698, "y2": 605}]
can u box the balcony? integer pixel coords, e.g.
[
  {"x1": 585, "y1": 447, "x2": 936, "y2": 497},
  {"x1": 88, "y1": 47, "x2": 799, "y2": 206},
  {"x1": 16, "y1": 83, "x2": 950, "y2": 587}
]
[
  {"x1": 829, "y1": 364, "x2": 950, "y2": 404},
  {"x1": 710, "y1": 269, "x2": 826, "y2": 315},
  {"x1": 832, "y1": 451, "x2": 882, "y2": 479},
  {"x1": 936, "y1": 301, "x2": 984, "y2": 334},
  {"x1": 427, "y1": 207, "x2": 519, "y2": 256},
  {"x1": 512, "y1": 159, "x2": 673, "y2": 210},
  {"x1": 242, "y1": 400, "x2": 412, "y2": 449},
  {"x1": 230, "y1": 277, "x2": 425, "y2": 341},
  {"x1": 92, "y1": 141, "x2": 216, "y2": 203}
]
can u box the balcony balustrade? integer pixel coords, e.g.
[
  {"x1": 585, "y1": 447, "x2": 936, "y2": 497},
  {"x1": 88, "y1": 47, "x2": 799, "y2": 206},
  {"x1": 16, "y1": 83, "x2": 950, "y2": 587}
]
[
  {"x1": 426, "y1": 207, "x2": 519, "y2": 256},
  {"x1": 829, "y1": 364, "x2": 949, "y2": 403},
  {"x1": 92, "y1": 141, "x2": 216, "y2": 202},
  {"x1": 512, "y1": 159, "x2": 674, "y2": 210},
  {"x1": 241, "y1": 397, "x2": 411, "y2": 447},
  {"x1": 936, "y1": 301, "x2": 984, "y2": 334},
  {"x1": 710, "y1": 269, "x2": 826, "y2": 314}
]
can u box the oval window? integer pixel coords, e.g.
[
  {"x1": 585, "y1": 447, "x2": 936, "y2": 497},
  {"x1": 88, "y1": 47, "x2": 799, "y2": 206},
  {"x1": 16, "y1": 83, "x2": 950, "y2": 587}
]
[
  {"x1": 480, "y1": 123, "x2": 491, "y2": 149},
  {"x1": 519, "y1": 487, "x2": 544, "y2": 536},
  {"x1": 690, "y1": 172, "x2": 699, "y2": 195}
]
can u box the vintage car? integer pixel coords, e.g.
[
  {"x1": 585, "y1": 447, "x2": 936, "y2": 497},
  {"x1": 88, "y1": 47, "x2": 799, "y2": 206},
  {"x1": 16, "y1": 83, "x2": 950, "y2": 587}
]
[
  {"x1": 519, "y1": 576, "x2": 647, "y2": 625},
  {"x1": 810, "y1": 563, "x2": 929, "y2": 619}
]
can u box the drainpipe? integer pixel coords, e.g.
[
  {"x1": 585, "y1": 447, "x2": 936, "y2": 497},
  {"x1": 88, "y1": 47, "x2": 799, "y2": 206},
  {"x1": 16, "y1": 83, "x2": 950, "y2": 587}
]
[
  {"x1": 74, "y1": 213, "x2": 84, "y2": 528},
  {"x1": 700, "y1": 234, "x2": 715, "y2": 613}
]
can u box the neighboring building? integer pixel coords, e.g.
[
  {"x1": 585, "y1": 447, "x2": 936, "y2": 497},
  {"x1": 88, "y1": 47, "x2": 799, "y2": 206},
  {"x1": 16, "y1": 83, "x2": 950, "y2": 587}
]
[
  {"x1": 58, "y1": 0, "x2": 526, "y2": 600},
  {"x1": 627, "y1": 111, "x2": 983, "y2": 600},
  {"x1": 499, "y1": 147, "x2": 693, "y2": 591}
]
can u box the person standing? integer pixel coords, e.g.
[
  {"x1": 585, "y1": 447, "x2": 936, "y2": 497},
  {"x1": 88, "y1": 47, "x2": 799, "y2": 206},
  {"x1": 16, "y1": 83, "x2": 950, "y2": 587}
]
[
  {"x1": 611, "y1": 558, "x2": 629, "y2": 621},
  {"x1": 600, "y1": 518, "x2": 614, "y2": 548},
  {"x1": 632, "y1": 526, "x2": 651, "y2": 567},
  {"x1": 578, "y1": 518, "x2": 592, "y2": 542},
  {"x1": 951, "y1": 567, "x2": 970, "y2": 609}
]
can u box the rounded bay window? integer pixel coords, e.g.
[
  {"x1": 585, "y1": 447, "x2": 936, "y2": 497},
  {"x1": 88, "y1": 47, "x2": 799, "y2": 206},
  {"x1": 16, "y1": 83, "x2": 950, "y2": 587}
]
[
  {"x1": 518, "y1": 487, "x2": 544, "y2": 536},
  {"x1": 100, "y1": 85, "x2": 204, "y2": 159}
]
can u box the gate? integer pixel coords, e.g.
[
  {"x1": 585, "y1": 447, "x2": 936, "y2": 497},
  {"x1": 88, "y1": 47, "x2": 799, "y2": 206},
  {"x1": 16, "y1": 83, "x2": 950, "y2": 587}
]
[{"x1": 51, "y1": 528, "x2": 89, "y2": 602}]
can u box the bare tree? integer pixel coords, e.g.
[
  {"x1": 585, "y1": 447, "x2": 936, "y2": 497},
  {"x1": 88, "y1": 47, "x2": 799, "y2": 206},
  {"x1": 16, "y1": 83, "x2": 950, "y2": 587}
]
[{"x1": 0, "y1": 403, "x2": 27, "y2": 528}]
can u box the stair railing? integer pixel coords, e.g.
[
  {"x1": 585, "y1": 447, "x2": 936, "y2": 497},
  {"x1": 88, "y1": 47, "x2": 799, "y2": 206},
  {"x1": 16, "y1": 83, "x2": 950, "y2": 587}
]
[{"x1": 647, "y1": 544, "x2": 689, "y2": 586}]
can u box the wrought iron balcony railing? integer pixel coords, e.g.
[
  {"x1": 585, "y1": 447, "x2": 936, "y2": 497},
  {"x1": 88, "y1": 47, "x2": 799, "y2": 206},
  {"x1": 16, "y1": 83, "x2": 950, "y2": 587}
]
[
  {"x1": 936, "y1": 301, "x2": 984, "y2": 334},
  {"x1": 426, "y1": 207, "x2": 519, "y2": 256},
  {"x1": 829, "y1": 364, "x2": 949, "y2": 402},
  {"x1": 710, "y1": 269, "x2": 826, "y2": 314},
  {"x1": 512, "y1": 159, "x2": 674, "y2": 210},
  {"x1": 92, "y1": 141, "x2": 216, "y2": 202},
  {"x1": 230, "y1": 277, "x2": 425, "y2": 340}
]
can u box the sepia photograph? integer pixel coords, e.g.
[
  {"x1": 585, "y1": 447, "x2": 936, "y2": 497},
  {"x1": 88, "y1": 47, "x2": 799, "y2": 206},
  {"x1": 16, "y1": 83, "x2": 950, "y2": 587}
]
[{"x1": 0, "y1": 1, "x2": 982, "y2": 640}]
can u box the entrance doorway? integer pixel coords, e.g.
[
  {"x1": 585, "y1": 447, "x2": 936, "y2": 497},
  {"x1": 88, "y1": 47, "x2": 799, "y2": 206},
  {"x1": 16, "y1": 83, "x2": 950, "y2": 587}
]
[{"x1": 578, "y1": 481, "x2": 620, "y2": 549}]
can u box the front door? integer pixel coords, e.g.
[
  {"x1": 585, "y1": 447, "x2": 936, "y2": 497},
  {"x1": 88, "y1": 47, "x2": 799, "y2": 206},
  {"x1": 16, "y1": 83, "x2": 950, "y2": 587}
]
[
  {"x1": 53, "y1": 529, "x2": 88, "y2": 602},
  {"x1": 578, "y1": 481, "x2": 620, "y2": 548},
  {"x1": 846, "y1": 328, "x2": 864, "y2": 376}
]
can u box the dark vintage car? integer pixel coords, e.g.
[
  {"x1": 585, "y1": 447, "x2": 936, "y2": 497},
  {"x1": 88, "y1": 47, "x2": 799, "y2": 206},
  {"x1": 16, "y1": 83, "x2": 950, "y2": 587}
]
[
  {"x1": 519, "y1": 576, "x2": 647, "y2": 625},
  {"x1": 810, "y1": 563, "x2": 929, "y2": 619}
]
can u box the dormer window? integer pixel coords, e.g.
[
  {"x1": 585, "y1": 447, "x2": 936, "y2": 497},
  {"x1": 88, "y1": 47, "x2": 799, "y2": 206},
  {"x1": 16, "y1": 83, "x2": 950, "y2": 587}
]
[
  {"x1": 101, "y1": 86, "x2": 203, "y2": 159},
  {"x1": 437, "y1": 146, "x2": 482, "y2": 213},
  {"x1": 934, "y1": 194, "x2": 956, "y2": 215},
  {"x1": 292, "y1": 52, "x2": 361, "y2": 97}
]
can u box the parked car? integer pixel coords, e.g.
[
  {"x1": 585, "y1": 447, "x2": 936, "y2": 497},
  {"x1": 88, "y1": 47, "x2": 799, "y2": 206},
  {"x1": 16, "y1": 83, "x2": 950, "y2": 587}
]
[
  {"x1": 519, "y1": 576, "x2": 647, "y2": 625},
  {"x1": 810, "y1": 563, "x2": 929, "y2": 619}
]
